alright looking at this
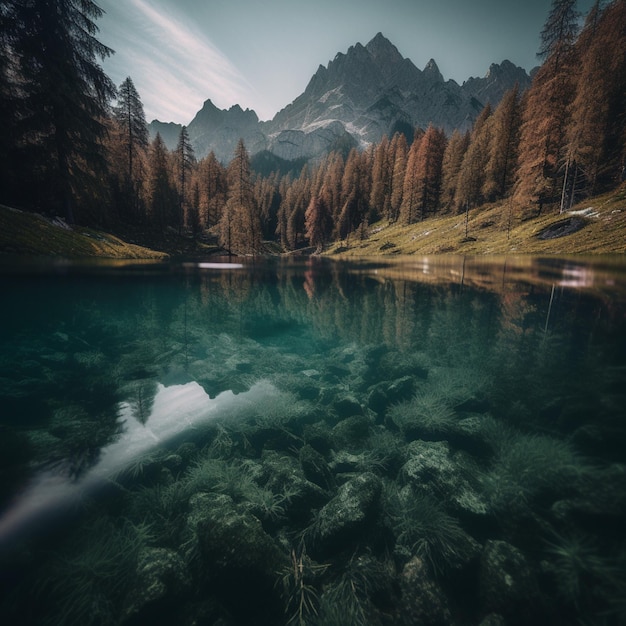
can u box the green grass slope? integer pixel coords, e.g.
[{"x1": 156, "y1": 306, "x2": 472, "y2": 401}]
[
  {"x1": 0, "y1": 205, "x2": 167, "y2": 259},
  {"x1": 327, "y1": 186, "x2": 626, "y2": 257}
]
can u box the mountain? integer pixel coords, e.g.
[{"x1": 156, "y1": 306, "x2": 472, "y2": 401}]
[{"x1": 149, "y1": 33, "x2": 531, "y2": 163}]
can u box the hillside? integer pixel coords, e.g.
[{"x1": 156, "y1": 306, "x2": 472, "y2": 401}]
[
  {"x1": 0, "y1": 205, "x2": 167, "y2": 260},
  {"x1": 326, "y1": 187, "x2": 626, "y2": 257}
]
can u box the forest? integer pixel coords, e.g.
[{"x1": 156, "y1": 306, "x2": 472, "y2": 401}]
[{"x1": 1, "y1": 0, "x2": 625, "y2": 256}]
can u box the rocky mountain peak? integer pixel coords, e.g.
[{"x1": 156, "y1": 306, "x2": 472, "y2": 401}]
[
  {"x1": 423, "y1": 58, "x2": 444, "y2": 82},
  {"x1": 365, "y1": 32, "x2": 405, "y2": 70},
  {"x1": 149, "y1": 35, "x2": 532, "y2": 163}
]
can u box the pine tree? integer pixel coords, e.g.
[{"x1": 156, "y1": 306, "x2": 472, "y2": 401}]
[
  {"x1": 369, "y1": 136, "x2": 392, "y2": 221},
  {"x1": 566, "y1": 0, "x2": 626, "y2": 194},
  {"x1": 11, "y1": 0, "x2": 116, "y2": 222},
  {"x1": 219, "y1": 139, "x2": 261, "y2": 254},
  {"x1": 305, "y1": 190, "x2": 333, "y2": 251},
  {"x1": 175, "y1": 125, "x2": 195, "y2": 233},
  {"x1": 389, "y1": 133, "x2": 408, "y2": 222},
  {"x1": 514, "y1": 0, "x2": 579, "y2": 214},
  {"x1": 147, "y1": 133, "x2": 176, "y2": 233},
  {"x1": 197, "y1": 151, "x2": 227, "y2": 229},
  {"x1": 456, "y1": 105, "x2": 493, "y2": 212},
  {"x1": 440, "y1": 130, "x2": 470, "y2": 213},
  {"x1": 113, "y1": 76, "x2": 148, "y2": 221},
  {"x1": 0, "y1": 1, "x2": 20, "y2": 206},
  {"x1": 483, "y1": 86, "x2": 521, "y2": 201}
]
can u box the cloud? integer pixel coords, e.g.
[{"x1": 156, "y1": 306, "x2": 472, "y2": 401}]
[{"x1": 101, "y1": 0, "x2": 256, "y2": 123}]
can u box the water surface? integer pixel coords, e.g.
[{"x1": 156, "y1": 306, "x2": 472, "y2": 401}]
[{"x1": 0, "y1": 256, "x2": 625, "y2": 626}]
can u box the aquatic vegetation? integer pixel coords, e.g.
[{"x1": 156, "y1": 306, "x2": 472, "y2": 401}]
[
  {"x1": 34, "y1": 518, "x2": 152, "y2": 626},
  {"x1": 544, "y1": 530, "x2": 608, "y2": 607},
  {"x1": 279, "y1": 545, "x2": 329, "y2": 626},
  {"x1": 387, "y1": 389, "x2": 457, "y2": 439},
  {"x1": 313, "y1": 553, "x2": 392, "y2": 626},
  {"x1": 482, "y1": 432, "x2": 583, "y2": 512},
  {"x1": 386, "y1": 485, "x2": 477, "y2": 577},
  {"x1": 543, "y1": 529, "x2": 626, "y2": 624}
]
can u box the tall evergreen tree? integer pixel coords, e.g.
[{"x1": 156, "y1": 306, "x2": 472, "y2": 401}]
[
  {"x1": 389, "y1": 133, "x2": 409, "y2": 222},
  {"x1": 12, "y1": 0, "x2": 116, "y2": 222},
  {"x1": 514, "y1": 0, "x2": 579, "y2": 214},
  {"x1": 197, "y1": 151, "x2": 227, "y2": 229},
  {"x1": 147, "y1": 133, "x2": 175, "y2": 233},
  {"x1": 175, "y1": 125, "x2": 195, "y2": 233},
  {"x1": 483, "y1": 86, "x2": 521, "y2": 201},
  {"x1": 113, "y1": 76, "x2": 148, "y2": 220},
  {"x1": 566, "y1": 0, "x2": 626, "y2": 194},
  {"x1": 219, "y1": 139, "x2": 261, "y2": 254},
  {"x1": 440, "y1": 130, "x2": 470, "y2": 213},
  {"x1": 305, "y1": 190, "x2": 333, "y2": 251}
]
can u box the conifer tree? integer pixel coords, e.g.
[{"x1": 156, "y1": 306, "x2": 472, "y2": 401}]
[
  {"x1": 565, "y1": 0, "x2": 626, "y2": 194},
  {"x1": 369, "y1": 136, "x2": 392, "y2": 221},
  {"x1": 456, "y1": 105, "x2": 493, "y2": 212},
  {"x1": 175, "y1": 125, "x2": 195, "y2": 233},
  {"x1": 483, "y1": 86, "x2": 521, "y2": 201},
  {"x1": 440, "y1": 130, "x2": 470, "y2": 212},
  {"x1": 197, "y1": 151, "x2": 227, "y2": 229},
  {"x1": 113, "y1": 76, "x2": 148, "y2": 221},
  {"x1": 389, "y1": 133, "x2": 409, "y2": 222},
  {"x1": 11, "y1": 0, "x2": 116, "y2": 222},
  {"x1": 0, "y1": 2, "x2": 20, "y2": 206},
  {"x1": 514, "y1": 0, "x2": 579, "y2": 214},
  {"x1": 147, "y1": 133, "x2": 176, "y2": 233},
  {"x1": 305, "y1": 190, "x2": 333, "y2": 251},
  {"x1": 219, "y1": 139, "x2": 261, "y2": 254}
]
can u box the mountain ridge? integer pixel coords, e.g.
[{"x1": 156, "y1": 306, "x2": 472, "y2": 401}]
[{"x1": 149, "y1": 33, "x2": 532, "y2": 163}]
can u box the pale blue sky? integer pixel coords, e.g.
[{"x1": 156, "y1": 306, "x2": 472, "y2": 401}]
[{"x1": 97, "y1": 0, "x2": 595, "y2": 124}]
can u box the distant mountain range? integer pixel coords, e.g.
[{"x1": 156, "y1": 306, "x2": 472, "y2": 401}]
[{"x1": 149, "y1": 33, "x2": 532, "y2": 164}]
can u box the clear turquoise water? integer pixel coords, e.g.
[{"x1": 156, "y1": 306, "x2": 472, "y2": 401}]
[{"x1": 0, "y1": 256, "x2": 625, "y2": 626}]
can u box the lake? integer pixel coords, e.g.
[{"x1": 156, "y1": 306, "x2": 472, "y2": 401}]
[{"x1": 0, "y1": 255, "x2": 625, "y2": 626}]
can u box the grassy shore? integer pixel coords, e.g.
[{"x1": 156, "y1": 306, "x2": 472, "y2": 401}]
[
  {"x1": 2, "y1": 185, "x2": 625, "y2": 260},
  {"x1": 326, "y1": 186, "x2": 626, "y2": 257},
  {"x1": 0, "y1": 205, "x2": 167, "y2": 259}
]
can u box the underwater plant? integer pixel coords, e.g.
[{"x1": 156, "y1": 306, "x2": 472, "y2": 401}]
[
  {"x1": 387, "y1": 389, "x2": 457, "y2": 440},
  {"x1": 34, "y1": 518, "x2": 152, "y2": 626},
  {"x1": 386, "y1": 484, "x2": 477, "y2": 577},
  {"x1": 279, "y1": 544, "x2": 329, "y2": 626},
  {"x1": 482, "y1": 431, "x2": 583, "y2": 513},
  {"x1": 543, "y1": 529, "x2": 626, "y2": 624},
  {"x1": 313, "y1": 552, "x2": 393, "y2": 626}
]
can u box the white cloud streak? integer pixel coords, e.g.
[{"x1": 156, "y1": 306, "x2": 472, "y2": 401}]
[{"x1": 101, "y1": 0, "x2": 256, "y2": 123}]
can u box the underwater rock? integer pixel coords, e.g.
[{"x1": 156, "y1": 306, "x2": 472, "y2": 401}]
[
  {"x1": 311, "y1": 472, "x2": 382, "y2": 556},
  {"x1": 398, "y1": 556, "x2": 451, "y2": 626},
  {"x1": 260, "y1": 450, "x2": 330, "y2": 522},
  {"x1": 122, "y1": 547, "x2": 191, "y2": 624},
  {"x1": 299, "y1": 444, "x2": 335, "y2": 491},
  {"x1": 331, "y1": 414, "x2": 374, "y2": 448},
  {"x1": 400, "y1": 440, "x2": 489, "y2": 520},
  {"x1": 332, "y1": 393, "x2": 364, "y2": 418},
  {"x1": 479, "y1": 540, "x2": 541, "y2": 620},
  {"x1": 551, "y1": 463, "x2": 626, "y2": 522},
  {"x1": 303, "y1": 421, "x2": 333, "y2": 455},
  {"x1": 191, "y1": 492, "x2": 288, "y2": 625},
  {"x1": 367, "y1": 376, "x2": 417, "y2": 417}
]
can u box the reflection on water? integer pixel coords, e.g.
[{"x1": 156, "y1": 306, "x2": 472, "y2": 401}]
[
  {"x1": 0, "y1": 381, "x2": 281, "y2": 547},
  {"x1": 0, "y1": 255, "x2": 625, "y2": 626}
]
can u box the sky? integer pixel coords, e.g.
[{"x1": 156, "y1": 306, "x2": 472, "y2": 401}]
[{"x1": 96, "y1": 0, "x2": 596, "y2": 125}]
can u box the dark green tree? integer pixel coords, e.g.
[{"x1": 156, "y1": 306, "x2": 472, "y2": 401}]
[
  {"x1": 12, "y1": 0, "x2": 116, "y2": 222},
  {"x1": 147, "y1": 133, "x2": 175, "y2": 233},
  {"x1": 175, "y1": 125, "x2": 195, "y2": 233},
  {"x1": 113, "y1": 76, "x2": 148, "y2": 221},
  {"x1": 219, "y1": 139, "x2": 261, "y2": 254}
]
